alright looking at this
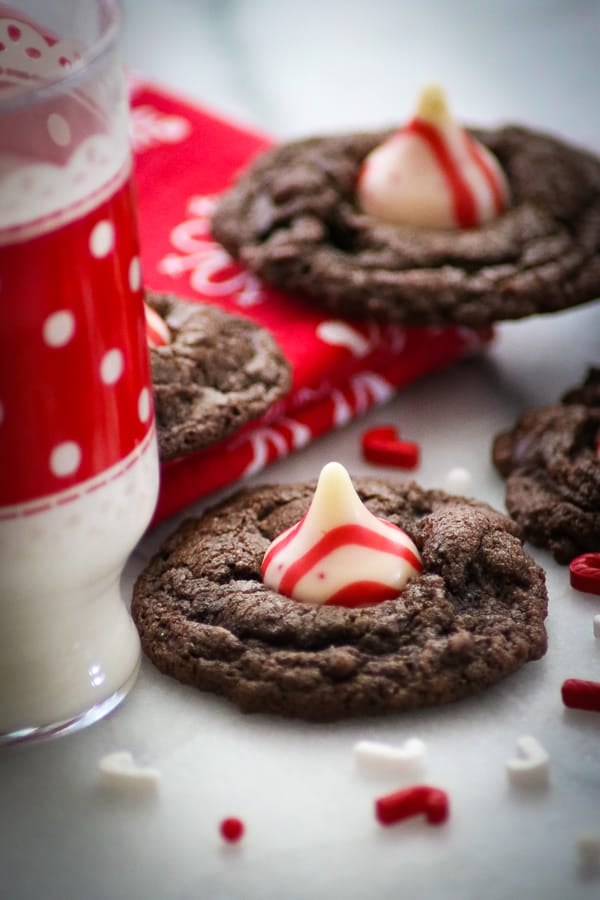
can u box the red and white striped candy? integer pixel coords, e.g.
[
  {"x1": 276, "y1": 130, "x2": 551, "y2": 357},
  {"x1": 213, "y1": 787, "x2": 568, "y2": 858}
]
[
  {"x1": 261, "y1": 462, "x2": 422, "y2": 607},
  {"x1": 144, "y1": 302, "x2": 170, "y2": 348},
  {"x1": 357, "y1": 84, "x2": 509, "y2": 230}
]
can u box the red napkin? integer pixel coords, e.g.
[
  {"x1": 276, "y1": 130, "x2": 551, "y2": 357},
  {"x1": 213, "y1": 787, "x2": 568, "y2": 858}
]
[{"x1": 129, "y1": 82, "x2": 492, "y2": 525}]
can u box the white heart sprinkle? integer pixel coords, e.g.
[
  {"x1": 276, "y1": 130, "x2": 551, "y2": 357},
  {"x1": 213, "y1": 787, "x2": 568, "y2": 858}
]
[
  {"x1": 354, "y1": 737, "x2": 426, "y2": 775},
  {"x1": 98, "y1": 751, "x2": 160, "y2": 790},
  {"x1": 506, "y1": 735, "x2": 549, "y2": 788}
]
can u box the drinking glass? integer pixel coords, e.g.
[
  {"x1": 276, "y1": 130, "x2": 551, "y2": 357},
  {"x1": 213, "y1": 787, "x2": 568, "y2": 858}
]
[{"x1": 0, "y1": 0, "x2": 159, "y2": 743}]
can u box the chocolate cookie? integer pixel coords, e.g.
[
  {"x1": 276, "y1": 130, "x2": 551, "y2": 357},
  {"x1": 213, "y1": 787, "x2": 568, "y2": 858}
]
[
  {"x1": 147, "y1": 292, "x2": 291, "y2": 461},
  {"x1": 132, "y1": 478, "x2": 548, "y2": 721},
  {"x1": 492, "y1": 368, "x2": 600, "y2": 563},
  {"x1": 212, "y1": 126, "x2": 600, "y2": 327}
]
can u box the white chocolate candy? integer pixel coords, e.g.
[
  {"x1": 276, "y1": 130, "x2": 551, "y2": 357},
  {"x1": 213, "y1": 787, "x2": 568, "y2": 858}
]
[
  {"x1": 505, "y1": 735, "x2": 550, "y2": 788},
  {"x1": 593, "y1": 614, "x2": 600, "y2": 639},
  {"x1": 261, "y1": 462, "x2": 422, "y2": 606},
  {"x1": 357, "y1": 84, "x2": 509, "y2": 230}
]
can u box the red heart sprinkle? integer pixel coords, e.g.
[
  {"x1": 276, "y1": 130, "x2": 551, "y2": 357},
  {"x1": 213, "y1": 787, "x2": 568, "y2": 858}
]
[
  {"x1": 561, "y1": 678, "x2": 600, "y2": 713},
  {"x1": 361, "y1": 425, "x2": 398, "y2": 443},
  {"x1": 361, "y1": 425, "x2": 420, "y2": 469},
  {"x1": 569, "y1": 553, "x2": 600, "y2": 596},
  {"x1": 423, "y1": 788, "x2": 450, "y2": 825},
  {"x1": 375, "y1": 785, "x2": 449, "y2": 827}
]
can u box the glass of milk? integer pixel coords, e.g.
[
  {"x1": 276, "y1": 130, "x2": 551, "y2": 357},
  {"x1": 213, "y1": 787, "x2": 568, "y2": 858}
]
[{"x1": 0, "y1": 0, "x2": 159, "y2": 743}]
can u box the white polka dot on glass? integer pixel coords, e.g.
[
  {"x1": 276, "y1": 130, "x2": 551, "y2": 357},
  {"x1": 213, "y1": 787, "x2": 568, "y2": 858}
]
[
  {"x1": 47, "y1": 113, "x2": 71, "y2": 147},
  {"x1": 43, "y1": 310, "x2": 75, "y2": 347},
  {"x1": 89, "y1": 220, "x2": 115, "y2": 258},
  {"x1": 100, "y1": 349, "x2": 124, "y2": 385},
  {"x1": 50, "y1": 441, "x2": 81, "y2": 477},
  {"x1": 128, "y1": 256, "x2": 141, "y2": 292},
  {"x1": 138, "y1": 387, "x2": 151, "y2": 423}
]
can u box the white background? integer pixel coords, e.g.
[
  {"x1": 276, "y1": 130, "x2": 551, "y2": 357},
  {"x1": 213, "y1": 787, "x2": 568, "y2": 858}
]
[{"x1": 2, "y1": 2, "x2": 600, "y2": 899}]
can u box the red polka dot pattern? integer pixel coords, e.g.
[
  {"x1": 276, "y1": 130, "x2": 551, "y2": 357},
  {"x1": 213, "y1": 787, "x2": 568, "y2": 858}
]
[{"x1": 0, "y1": 177, "x2": 154, "y2": 506}]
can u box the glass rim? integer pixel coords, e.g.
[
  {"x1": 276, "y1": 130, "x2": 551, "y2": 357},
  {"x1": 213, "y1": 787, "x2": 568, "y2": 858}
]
[{"x1": 0, "y1": 0, "x2": 122, "y2": 112}]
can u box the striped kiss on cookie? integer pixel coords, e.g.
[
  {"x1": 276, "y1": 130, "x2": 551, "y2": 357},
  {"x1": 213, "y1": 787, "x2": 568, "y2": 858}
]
[{"x1": 261, "y1": 462, "x2": 422, "y2": 607}]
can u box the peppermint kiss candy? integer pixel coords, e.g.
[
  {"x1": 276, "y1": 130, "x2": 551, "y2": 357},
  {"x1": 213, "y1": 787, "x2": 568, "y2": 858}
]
[
  {"x1": 261, "y1": 461, "x2": 422, "y2": 606},
  {"x1": 357, "y1": 84, "x2": 509, "y2": 229},
  {"x1": 144, "y1": 301, "x2": 170, "y2": 348}
]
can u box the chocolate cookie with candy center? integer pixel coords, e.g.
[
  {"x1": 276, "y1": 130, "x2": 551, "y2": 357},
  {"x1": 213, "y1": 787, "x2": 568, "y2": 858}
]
[
  {"x1": 492, "y1": 368, "x2": 600, "y2": 564},
  {"x1": 132, "y1": 471, "x2": 548, "y2": 721},
  {"x1": 146, "y1": 291, "x2": 291, "y2": 462},
  {"x1": 212, "y1": 86, "x2": 600, "y2": 328}
]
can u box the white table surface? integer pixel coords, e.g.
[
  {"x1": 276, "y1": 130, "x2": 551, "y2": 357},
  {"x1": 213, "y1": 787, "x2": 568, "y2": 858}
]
[{"x1": 2, "y1": 2, "x2": 600, "y2": 899}]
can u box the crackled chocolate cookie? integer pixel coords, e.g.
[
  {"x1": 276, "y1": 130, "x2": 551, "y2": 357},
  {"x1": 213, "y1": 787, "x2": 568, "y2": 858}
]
[
  {"x1": 212, "y1": 124, "x2": 600, "y2": 327},
  {"x1": 493, "y1": 368, "x2": 600, "y2": 563},
  {"x1": 147, "y1": 292, "x2": 291, "y2": 461},
  {"x1": 132, "y1": 477, "x2": 548, "y2": 721}
]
